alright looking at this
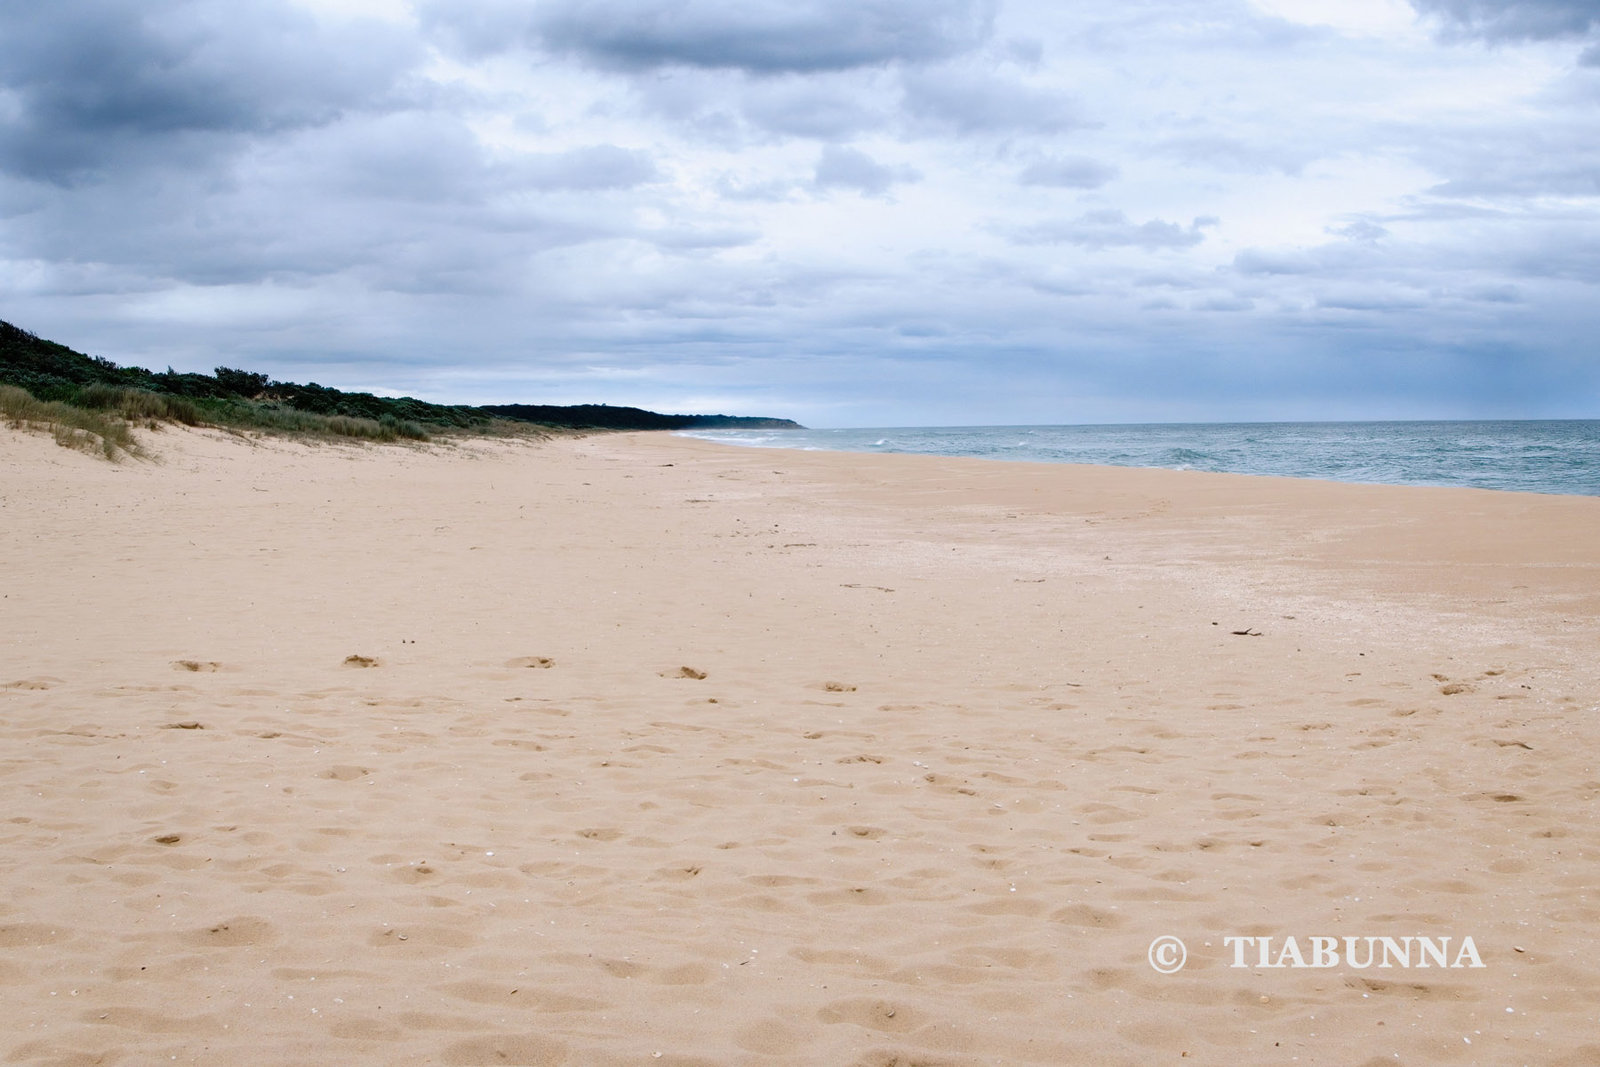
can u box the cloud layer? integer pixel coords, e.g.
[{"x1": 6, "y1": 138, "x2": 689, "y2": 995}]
[
  {"x1": 527, "y1": 0, "x2": 997, "y2": 72},
  {"x1": 1, "y1": 0, "x2": 1597, "y2": 424},
  {"x1": 1413, "y1": 0, "x2": 1600, "y2": 40}
]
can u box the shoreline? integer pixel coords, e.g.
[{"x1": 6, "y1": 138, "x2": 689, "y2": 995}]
[
  {"x1": 3, "y1": 425, "x2": 1598, "y2": 1064},
  {"x1": 673, "y1": 419, "x2": 1600, "y2": 498}
]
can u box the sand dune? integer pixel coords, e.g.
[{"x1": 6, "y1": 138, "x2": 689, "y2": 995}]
[{"x1": 2, "y1": 425, "x2": 1598, "y2": 1065}]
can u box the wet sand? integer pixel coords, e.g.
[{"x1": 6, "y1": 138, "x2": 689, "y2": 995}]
[{"x1": 3, "y1": 425, "x2": 1598, "y2": 1065}]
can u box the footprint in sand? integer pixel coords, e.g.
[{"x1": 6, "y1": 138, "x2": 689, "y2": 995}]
[
  {"x1": 172, "y1": 660, "x2": 221, "y2": 672},
  {"x1": 806, "y1": 886, "x2": 890, "y2": 906},
  {"x1": 576, "y1": 827, "x2": 623, "y2": 841},
  {"x1": 328, "y1": 1019, "x2": 405, "y2": 1042},
  {"x1": 1346, "y1": 975, "x2": 1466, "y2": 1001},
  {"x1": 504, "y1": 656, "x2": 554, "y2": 669},
  {"x1": 186, "y1": 916, "x2": 276, "y2": 948},
  {"x1": 844, "y1": 826, "x2": 887, "y2": 839},
  {"x1": 816, "y1": 997, "x2": 920, "y2": 1033},
  {"x1": 3, "y1": 676, "x2": 62, "y2": 690},
  {"x1": 369, "y1": 925, "x2": 474, "y2": 949},
  {"x1": 661, "y1": 666, "x2": 707, "y2": 680},
  {"x1": 1430, "y1": 672, "x2": 1476, "y2": 694},
  {"x1": 597, "y1": 957, "x2": 645, "y2": 978},
  {"x1": 321, "y1": 765, "x2": 371, "y2": 781},
  {"x1": 921, "y1": 772, "x2": 979, "y2": 797},
  {"x1": 342, "y1": 655, "x2": 380, "y2": 668},
  {"x1": 734, "y1": 1017, "x2": 809, "y2": 1055},
  {"x1": 491, "y1": 738, "x2": 547, "y2": 751},
  {"x1": 652, "y1": 962, "x2": 716, "y2": 985},
  {"x1": 653, "y1": 864, "x2": 704, "y2": 881},
  {"x1": 438, "y1": 980, "x2": 606, "y2": 1012},
  {"x1": 161, "y1": 721, "x2": 205, "y2": 730},
  {"x1": 0, "y1": 923, "x2": 68, "y2": 947},
  {"x1": 1050, "y1": 903, "x2": 1127, "y2": 929},
  {"x1": 440, "y1": 1034, "x2": 568, "y2": 1066},
  {"x1": 392, "y1": 863, "x2": 437, "y2": 884}
]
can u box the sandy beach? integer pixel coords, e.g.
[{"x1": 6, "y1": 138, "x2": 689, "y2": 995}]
[{"x1": 3, "y1": 424, "x2": 1599, "y2": 1066}]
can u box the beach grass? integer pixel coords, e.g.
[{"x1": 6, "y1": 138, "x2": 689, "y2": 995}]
[{"x1": 1, "y1": 383, "x2": 140, "y2": 459}]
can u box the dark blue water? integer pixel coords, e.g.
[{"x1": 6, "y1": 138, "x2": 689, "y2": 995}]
[{"x1": 679, "y1": 421, "x2": 1600, "y2": 497}]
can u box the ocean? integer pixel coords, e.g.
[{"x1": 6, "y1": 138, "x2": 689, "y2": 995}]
[{"x1": 677, "y1": 420, "x2": 1600, "y2": 497}]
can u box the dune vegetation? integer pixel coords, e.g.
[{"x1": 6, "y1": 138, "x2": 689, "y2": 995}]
[
  {"x1": 0, "y1": 319, "x2": 521, "y2": 458},
  {"x1": 1, "y1": 318, "x2": 801, "y2": 460}
]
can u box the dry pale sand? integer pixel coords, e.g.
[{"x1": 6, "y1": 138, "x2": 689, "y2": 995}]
[{"x1": 2, "y1": 424, "x2": 1599, "y2": 1067}]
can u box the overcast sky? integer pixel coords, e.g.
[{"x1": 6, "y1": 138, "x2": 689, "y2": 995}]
[{"x1": 3, "y1": 0, "x2": 1598, "y2": 425}]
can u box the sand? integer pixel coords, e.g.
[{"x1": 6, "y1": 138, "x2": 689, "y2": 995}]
[{"x1": 2, "y1": 424, "x2": 1598, "y2": 1066}]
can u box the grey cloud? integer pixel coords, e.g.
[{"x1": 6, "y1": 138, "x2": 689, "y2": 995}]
[
  {"x1": 286, "y1": 112, "x2": 490, "y2": 204},
  {"x1": 1156, "y1": 134, "x2": 1314, "y2": 176},
  {"x1": 1, "y1": 105, "x2": 647, "y2": 299},
  {"x1": 1233, "y1": 250, "x2": 1316, "y2": 275},
  {"x1": 1013, "y1": 210, "x2": 1215, "y2": 250},
  {"x1": 1455, "y1": 283, "x2": 1524, "y2": 302},
  {"x1": 714, "y1": 174, "x2": 800, "y2": 202},
  {"x1": 519, "y1": 145, "x2": 661, "y2": 191},
  {"x1": 1316, "y1": 289, "x2": 1430, "y2": 311},
  {"x1": 431, "y1": 0, "x2": 996, "y2": 73},
  {"x1": 1001, "y1": 38, "x2": 1045, "y2": 68},
  {"x1": 739, "y1": 80, "x2": 888, "y2": 139},
  {"x1": 1386, "y1": 200, "x2": 1511, "y2": 222},
  {"x1": 1072, "y1": 4, "x2": 1324, "y2": 57},
  {"x1": 640, "y1": 226, "x2": 760, "y2": 251},
  {"x1": 900, "y1": 69, "x2": 1081, "y2": 134},
  {"x1": 414, "y1": 0, "x2": 530, "y2": 57},
  {"x1": 1327, "y1": 220, "x2": 1391, "y2": 244},
  {"x1": 289, "y1": 119, "x2": 657, "y2": 201},
  {"x1": 1196, "y1": 295, "x2": 1254, "y2": 312},
  {"x1": 1430, "y1": 169, "x2": 1600, "y2": 197},
  {"x1": 620, "y1": 72, "x2": 750, "y2": 145},
  {"x1": 622, "y1": 69, "x2": 893, "y2": 146},
  {"x1": 1427, "y1": 159, "x2": 1600, "y2": 197},
  {"x1": 0, "y1": 0, "x2": 418, "y2": 183},
  {"x1": 1410, "y1": 0, "x2": 1600, "y2": 40},
  {"x1": 1017, "y1": 156, "x2": 1119, "y2": 189},
  {"x1": 1233, "y1": 245, "x2": 1375, "y2": 275},
  {"x1": 813, "y1": 146, "x2": 919, "y2": 196},
  {"x1": 1132, "y1": 270, "x2": 1203, "y2": 290},
  {"x1": 1027, "y1": 277, "x2": 1096, "y2": 297},
  {"x1": 1490, "y1": 224, "x2": 1600, "y2": 281},
  {"x1": 1395, "y1": 116, "x2": 1600, "y2": 198}
]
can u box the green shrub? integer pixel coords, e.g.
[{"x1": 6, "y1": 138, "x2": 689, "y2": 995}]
[
  {"x1": 73, "y1": 383, "x2": 202, "y2": 425},
  {"x1": 214, "y1": 366, "x2": 270, "y2": 396}
]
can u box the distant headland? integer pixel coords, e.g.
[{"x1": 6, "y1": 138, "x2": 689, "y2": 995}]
[
  {"x1": 480, "y1": 404, "x2": 798, "y2": 432},
  {"x1": 0, "y1": 318, "x2": 801, "y2": 456}
]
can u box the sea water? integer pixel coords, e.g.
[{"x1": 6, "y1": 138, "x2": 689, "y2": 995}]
[{"x1": 678, "y1": 421, "x2": 1600, "y2": 497}]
